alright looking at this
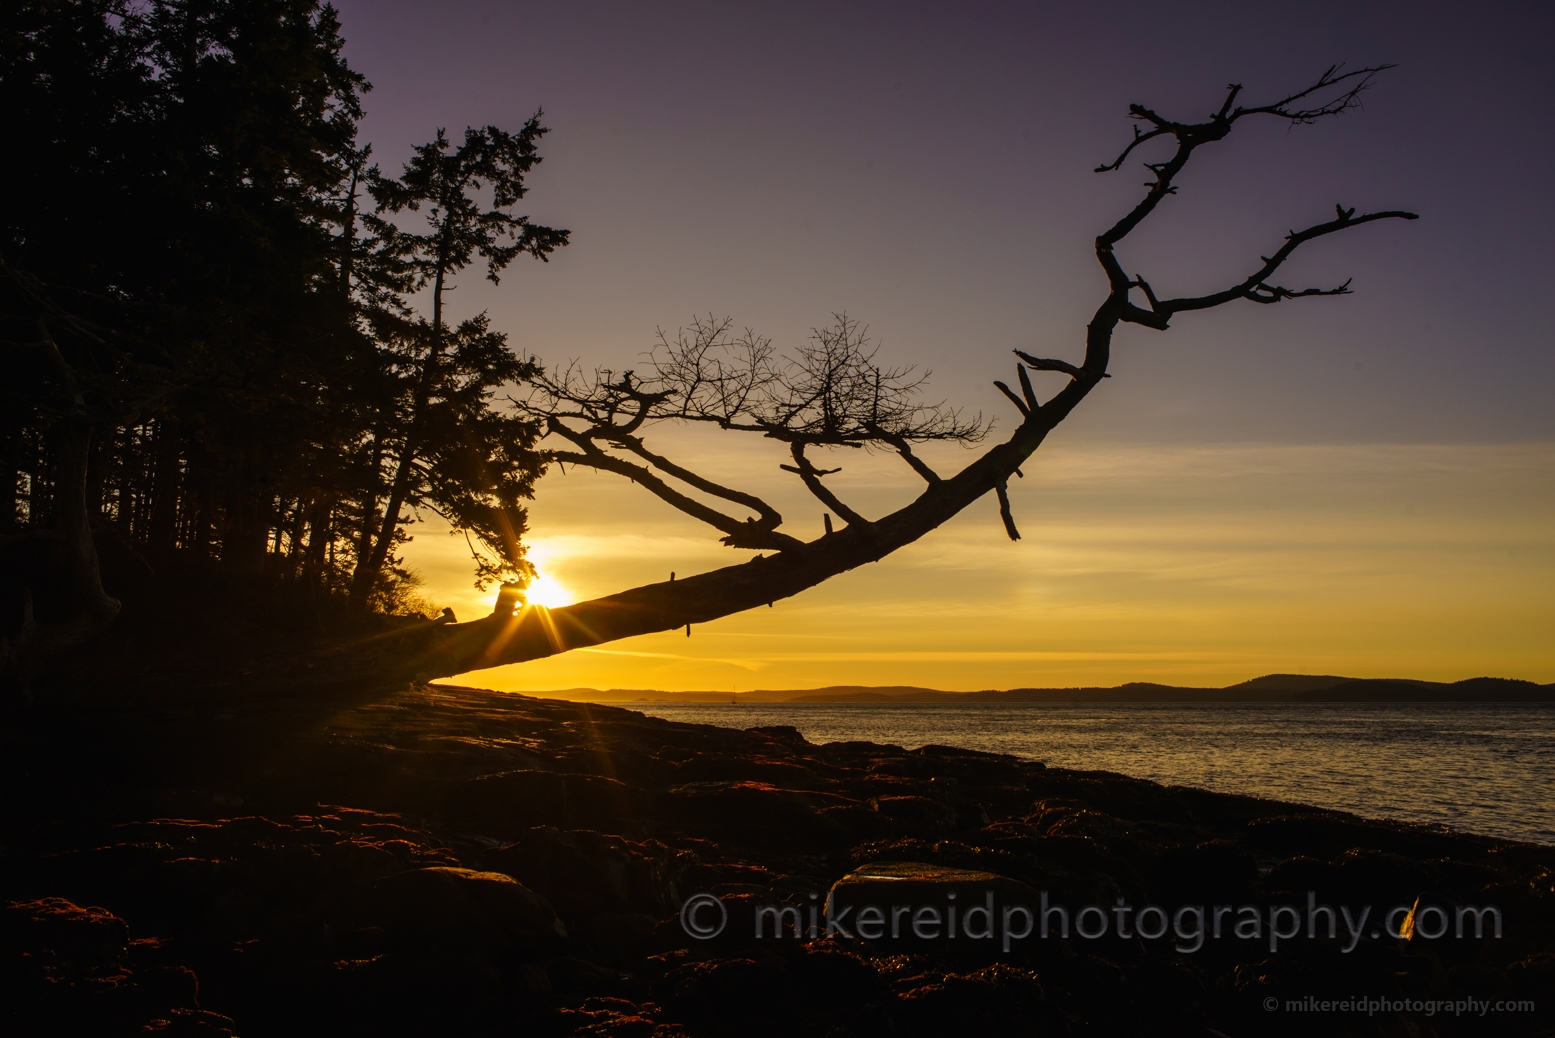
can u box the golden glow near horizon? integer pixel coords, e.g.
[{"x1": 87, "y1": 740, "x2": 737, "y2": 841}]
[
  {"x1": 523, "y1": 574, "x2": 573, "y2": 610},
  {"x1": 476, "y1": 571, "x2": 574, "y2": 612},
  {"x1": 405, "y1": 436, "x2": 1555, "y2": 692}
]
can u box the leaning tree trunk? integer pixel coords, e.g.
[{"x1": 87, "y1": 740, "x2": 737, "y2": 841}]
[
  {"x1": 307, "y1": 381, "x2": 1077, "y2": 688},
  {"x1": 3, "y1": 69, "x2": 1406, "y2": 696},
  {"x1": 305, "y1": 69, "x2": 1416, "y2": 691}
]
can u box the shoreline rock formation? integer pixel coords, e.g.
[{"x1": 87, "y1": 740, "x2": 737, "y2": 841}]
[{"x1": 1, "y1": 683, "x2": 1551, "y2": 1035}]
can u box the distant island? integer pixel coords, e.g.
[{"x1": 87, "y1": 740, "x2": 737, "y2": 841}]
[{"x1": 509, "y1": 673, "x2": 1555, "y2": 704}]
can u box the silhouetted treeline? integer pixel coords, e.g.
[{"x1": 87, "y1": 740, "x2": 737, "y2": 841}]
[{"x1": 2, "y1": 0, "x2": 566, "y2": 633}]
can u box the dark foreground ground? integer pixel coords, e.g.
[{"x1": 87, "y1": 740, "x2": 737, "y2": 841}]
[{"x1": 1, "y1": 681, "x2": 1551, "y2": 1036}]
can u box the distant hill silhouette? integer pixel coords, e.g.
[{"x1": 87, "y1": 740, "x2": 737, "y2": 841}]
[
  {"x1": 511, "y1": 674, "x2": 1555, "y2": 704},
  {"x1": 1228, "y1": 674, "x2": 1351, "y2": 692},
  {"x1": 1290, "y1": 676, "x2": 1551, "y2": 702}
]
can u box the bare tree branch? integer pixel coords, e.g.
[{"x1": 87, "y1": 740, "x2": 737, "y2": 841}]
[
  {"x1": 1124, "y1": 206, "x2": 1417, "y2": 322},
  {"x1": 552, "y1": 450, "x2": 803, "y2": 553},
  {"x1": 1093, "y1": 122, "x2": 1176, "y2": 174},
  {"x1": 1016, "y1": 364, "x2": 1040, "y2": 412},
  {"x1": 1012, "y1": 351, "x2": 1111, "y2": 380},
  {"x1": 545, "y1": 423, "x2": 802, "y2": 551},
  {"x1": 368, "y1": 67, "x2": 1417, "y2": 682},
  {"x1": 993, "y1": 380, "x2": 1029, "y2": 417},
  {"x1": 607, "y1": 432, "x2": 785, "y2": 530},
  {"x1": 995, "y1": 481, "x2": 1020, "y2": 541},
  {"x1": 1095, "y1": 64, "x2": 1395, "y2": 252},
  {"x1": 518, "y1": 312, "x2": 981, "y2": 548},
  {"x1": 1234, "y1": 63, "x2": 1392, "y2": 123},
  {"x1": 781, "y1": 443, "x2": 867, "y2": 527},
  {"x1": 867, "y1": 425, "x2": 942, "y2": 484}
]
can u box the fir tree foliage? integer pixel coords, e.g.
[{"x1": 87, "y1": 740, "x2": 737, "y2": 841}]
[
  {"x1": 1, "y1": 0, "x2": 567, "y2": 679},
  {"x1": 348, "y1": 118, "x2": 569, "y2": 607}
]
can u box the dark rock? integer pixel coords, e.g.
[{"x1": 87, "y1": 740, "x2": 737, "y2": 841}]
[
  {"x1": 366, "y1": 866, "x2": 566, "y2": 954},
  {"x1": 1245, "y1": 811, "x2": 1468, "y2": 862},
  {"x1": 657, "y1": 780, "x2": 866, "y2": 848},
  {"x1": 668, "y1": 753, "x2": 833, "y2": 790},
  {"x1": 651, "y1": 946, "x2": 888, "y2": 1037},
  {"x1": 894, "y1": 963, "x2": 1069, "y2": 1037},
  {"x1": 747, "y1": 725, "x2": 807, "y2": 744},
  {"x1": 483, "y1": 826, "x2": 687, "y2": 922},
  {"x1": 6, "y1": 681, "x2": 1551, "y2": 1037},
  {"x1": 825, "y1": 861, "x2": 1044, "y2": 954},
  {"x1": 869, "y1": 794, "x2": 958, "y2": 832},
  {"x1": 0, "y1": 899, "x2": 235, "y2": 1036},
  {"x1": 445, "y1": 769, "x2": 638, "y2": 835},
  {"x1": 556, "y1": 995, "x2": 662, "y2": 1037},
  {"x1": 1032, "y1": 772, "x2": 1197, "y2": 825},
  {"x1": 1264, "y1": 848, "x2": 1433, "y2": 911},
  {"x1": 583, "y1": 912, "x2": 659, "y2": 958},
  {"x1": 1149, "y1": 839, "x2": 1259, "y2": 905},
  {"x1": 2, "y1": 897, "x2": 128, "y2": 973}
]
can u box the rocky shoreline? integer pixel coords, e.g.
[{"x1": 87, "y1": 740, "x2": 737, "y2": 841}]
[{"x1": 2, "y1": 682, "x2": 1551, "y2": 1036}]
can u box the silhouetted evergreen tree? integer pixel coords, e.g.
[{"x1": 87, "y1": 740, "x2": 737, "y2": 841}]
[
  {"x1": 348, "y1": 121, "x2": 568, "y2": 609},
  {"x1": 0, "y1": 1, "x2": 566, "y2": 685}
]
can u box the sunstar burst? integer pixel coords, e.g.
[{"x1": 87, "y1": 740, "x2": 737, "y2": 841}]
[{"x1": 522, "y1": 574, "x2": 572, "y2": 609}]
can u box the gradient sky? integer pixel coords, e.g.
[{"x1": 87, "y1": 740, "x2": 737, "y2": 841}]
[{"x1": 331, "y1": 0, "x2": 1555, "y2": 691}]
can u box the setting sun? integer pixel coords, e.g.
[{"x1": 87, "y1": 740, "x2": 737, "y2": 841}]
[{"x1": 523, "y1": 574, "x2": 573, "y2": 609}]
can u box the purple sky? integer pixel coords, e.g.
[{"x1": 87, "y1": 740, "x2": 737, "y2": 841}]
[
  {"x1": 327, "y1": 1, "x2": 1555, "y2": 690},
  {"x1": 332, "y1": 0, "x2": 1552, "y2": 446}
]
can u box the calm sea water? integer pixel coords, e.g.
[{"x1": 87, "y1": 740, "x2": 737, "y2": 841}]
[{"x1": 631, "y1": 702, "x2": 1555, "y2": 845}]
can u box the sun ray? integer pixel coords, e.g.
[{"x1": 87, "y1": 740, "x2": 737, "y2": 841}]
[{"x1": 523, "y1": 574, "x2": 572, "y2": 609}]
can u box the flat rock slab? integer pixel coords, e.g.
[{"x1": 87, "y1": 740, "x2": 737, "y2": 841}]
[{"x1": 826, "y1": 861, "x2": 1043, "y2": 949}]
